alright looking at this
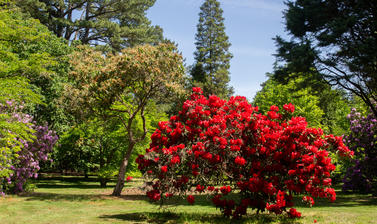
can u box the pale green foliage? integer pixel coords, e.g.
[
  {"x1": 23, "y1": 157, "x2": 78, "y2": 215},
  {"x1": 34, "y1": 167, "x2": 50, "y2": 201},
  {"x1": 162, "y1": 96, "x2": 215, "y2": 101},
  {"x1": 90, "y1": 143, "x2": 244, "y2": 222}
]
[
  {"x1": 0, "y1": 3, "x2": 52, "y2": 180},
  {"x1": 63, "y1": 44, "x2": 186, "y2": 119},
  {"x1": 0, "y1": 3, "x2": 73, "y2": 133},
  {"x1": 0, "y1": 77, "x2": 42, "y2": 178},
  {"x1": 0, "y1": 77, "x2": 42, "y2": 106},
  {"x1": 253, "y1": 77, "x2": 324, "y2": 128},
  {"x1": 62, "y1": 43, "x2": 186, "y2": 194},
  {"x1": 253, "y1": 75, "x2": 351, "y2": 135},
  {"x1": 318, "y1": 88, "x2": 350, "y2": 136},
  {"x1": 55, "y1": 101, "x2": 167, "y2": 185},
  {"x1": 0, "y1": 6, "x2": 54, "y2": 78}
]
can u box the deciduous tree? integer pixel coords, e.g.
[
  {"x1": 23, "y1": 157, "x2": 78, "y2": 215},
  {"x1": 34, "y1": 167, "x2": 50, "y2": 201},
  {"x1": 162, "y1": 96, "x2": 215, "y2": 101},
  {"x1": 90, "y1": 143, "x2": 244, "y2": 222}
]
[
  {"x1": 0, "y1": 2, "x2": 74, "y2": 133},
  {"x1": 253, "y1": 74, "x2": 350, "y2": 135},
  {"x1": 62, "y1": 44, "x2": 186, "y2": 196}
]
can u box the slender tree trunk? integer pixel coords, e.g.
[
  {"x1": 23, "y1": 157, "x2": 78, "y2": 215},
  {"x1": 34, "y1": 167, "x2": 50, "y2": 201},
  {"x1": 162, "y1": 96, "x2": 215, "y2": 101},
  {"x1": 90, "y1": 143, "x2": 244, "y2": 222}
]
[
  {"x1": 99, "y1": 178, "x2": 108, "y2": 188},
  {"x1": 82, "y1": 1, "x2": 91, "y2": 44},
  {"x1": 112, "y1": 142, "x2": 135, "y2": 196},
  {"x1": 98, "y1": 141, "x2": 106, "y2": 187}
]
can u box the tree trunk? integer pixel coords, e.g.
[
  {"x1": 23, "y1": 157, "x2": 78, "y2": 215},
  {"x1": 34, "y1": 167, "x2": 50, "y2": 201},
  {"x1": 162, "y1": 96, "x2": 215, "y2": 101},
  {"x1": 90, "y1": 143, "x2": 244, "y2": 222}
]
[
  {"x1": 99, "y1": 178, "x2": 108, "y2": 188},
  {"x1": 112, "y1": 143, "x2": 135, "y2": 196}
]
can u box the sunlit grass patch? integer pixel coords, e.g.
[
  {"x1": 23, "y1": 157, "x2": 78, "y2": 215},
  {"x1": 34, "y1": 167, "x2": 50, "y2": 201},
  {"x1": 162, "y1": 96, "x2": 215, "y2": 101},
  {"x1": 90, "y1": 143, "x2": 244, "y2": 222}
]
[{"x1": 0, "y1": 176, "x2": 376, "y2": 224}]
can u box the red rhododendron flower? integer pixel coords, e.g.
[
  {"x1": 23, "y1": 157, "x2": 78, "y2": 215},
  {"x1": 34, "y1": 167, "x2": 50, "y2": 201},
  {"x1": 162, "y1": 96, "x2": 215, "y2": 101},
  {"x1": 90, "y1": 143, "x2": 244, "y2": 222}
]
[
  {"x1": 288, "y1": 208, "x2": 301, "y2": 218},
  {"x1": 165, "y1": 193, "x2": 173, "y2": 198},
  {"x1": 220, "y1": 186, "x2": 232, "y2": 195},
  {"x1": 283, "y1": 103, "x2": 295, "y2": 113},
  {"x1": 323, "y1": 178, "x2": 332, "y2": 186},
  {"x1": 267, "y1": 110, "x2": 280, "y2": 119},
  {"x1": 270, "y1": 105, "x2": 279, "y2": 112},
  {"x1": 136, "y1": 88, "x2": 353, "y2": 219},
  {"x1": 147, "y1": 190, "x2": 161, "y2": 201},
  {"x1": 170, "y1": 155, "x2": 180, "y2": 165},
  {"x1": 303, "y1": 196, "x2": 315, "y2": 207},
  {"x1": 192, "y1": 87, "x2": 203, "y2": 94},
  {"x1": 126, "y1": 176, "x2": 133, "y2": 182},
  {"x1": 235, "y1": 156, "x2": 246, "y2": 166},
  {"x1": 196, "y1": 184, "x2": 205, "y2": 192},
  {"x1": 187, "y1": 195, "x2": 195, "y2": 204},
  {"x1": 160, "y1": 166, "x2": 168, "y2": 173}
]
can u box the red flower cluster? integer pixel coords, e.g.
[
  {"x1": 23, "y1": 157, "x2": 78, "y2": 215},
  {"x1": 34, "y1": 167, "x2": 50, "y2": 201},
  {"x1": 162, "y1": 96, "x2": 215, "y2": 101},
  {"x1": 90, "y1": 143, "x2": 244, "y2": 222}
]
[
  {"x1": 136, "y1": 88, "x2": 352, "y2": 219},
  {"x1": 288, "y1": 208, "x2": 301, "y2": 218},
  {"x1": 187, "y1": 195, "x2": 195, "y2": 204}
]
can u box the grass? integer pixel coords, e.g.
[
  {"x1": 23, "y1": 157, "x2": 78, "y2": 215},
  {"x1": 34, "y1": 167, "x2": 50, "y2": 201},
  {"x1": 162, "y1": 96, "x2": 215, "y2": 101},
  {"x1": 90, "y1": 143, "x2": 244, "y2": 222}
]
[{"x1": 1, "y1": 175, "x2": 377, "y2": 224}]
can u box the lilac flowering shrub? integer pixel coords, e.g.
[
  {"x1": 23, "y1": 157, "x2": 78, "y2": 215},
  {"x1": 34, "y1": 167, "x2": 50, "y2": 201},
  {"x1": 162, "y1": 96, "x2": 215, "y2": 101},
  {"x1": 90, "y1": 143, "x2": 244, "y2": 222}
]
[
  {"x1": 8, "y1": 124, "x2": 58, "y2": 193},
  {"x1": 0, "y1": 100, "x2": 33, "y2": 195},
  {"x1": 0, "y1": 101, "x2": 58, "y2": 195},
  {"x1": 343, "y1": 107, "x2": 377, "y2": 195}
]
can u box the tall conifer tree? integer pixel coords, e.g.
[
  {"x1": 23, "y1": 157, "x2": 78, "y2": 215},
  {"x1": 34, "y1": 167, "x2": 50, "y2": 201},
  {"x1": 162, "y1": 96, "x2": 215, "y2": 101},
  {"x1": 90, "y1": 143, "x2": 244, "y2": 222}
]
[{"x1": 191, "y1": 0, "x2": 233, "y2": 98}]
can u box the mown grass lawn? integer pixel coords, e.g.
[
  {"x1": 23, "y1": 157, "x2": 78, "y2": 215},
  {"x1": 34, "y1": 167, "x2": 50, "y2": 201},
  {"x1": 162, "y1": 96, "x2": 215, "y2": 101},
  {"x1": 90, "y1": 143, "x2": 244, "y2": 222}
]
[{"x1": 1, "y1": 176, "x2": 376, "y2": 224}]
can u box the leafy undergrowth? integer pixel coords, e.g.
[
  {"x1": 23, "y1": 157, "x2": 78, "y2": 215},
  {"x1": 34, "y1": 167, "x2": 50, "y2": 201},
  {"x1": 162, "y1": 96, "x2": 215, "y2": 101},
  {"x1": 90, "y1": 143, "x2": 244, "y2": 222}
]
[{"x1": 0, "y1": 176, "x2": 376, "y2": 224}]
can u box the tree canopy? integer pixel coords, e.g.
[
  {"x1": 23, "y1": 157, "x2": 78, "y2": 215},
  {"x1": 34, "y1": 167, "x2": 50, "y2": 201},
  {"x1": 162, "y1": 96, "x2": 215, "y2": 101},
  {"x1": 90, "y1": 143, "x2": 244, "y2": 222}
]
[
  {"x1": 274, "y1": 0, "x2": 377, "y2": 117},
  {"x1": 253, "y1": 74, "x2": 350, "y2": 136},
  {"x1": 62, "y1": 43, "x2": 186, "y2": 195},
  {"x1": 15, "y1": 0, "x2": 164, "y2": 52},
  {"x1": 0, "y1": 2, "x2": 74, "y2": 133}
]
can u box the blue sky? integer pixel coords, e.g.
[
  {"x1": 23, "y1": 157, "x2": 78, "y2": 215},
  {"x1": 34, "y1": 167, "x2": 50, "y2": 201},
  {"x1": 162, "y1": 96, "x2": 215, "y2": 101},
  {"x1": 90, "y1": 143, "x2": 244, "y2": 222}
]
[{"x1": 147, "y1": 0, "x2": 288, "y2": 100}]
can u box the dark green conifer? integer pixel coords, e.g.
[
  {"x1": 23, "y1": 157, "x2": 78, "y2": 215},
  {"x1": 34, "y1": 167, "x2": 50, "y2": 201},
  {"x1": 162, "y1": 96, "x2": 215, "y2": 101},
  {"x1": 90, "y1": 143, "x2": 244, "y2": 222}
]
[
  {"x1": 15, "y1": 0, "x2": 163, "y2": 52},
  {"x1": 191, "y1": 0, "x2": 233, "y2": 98}
]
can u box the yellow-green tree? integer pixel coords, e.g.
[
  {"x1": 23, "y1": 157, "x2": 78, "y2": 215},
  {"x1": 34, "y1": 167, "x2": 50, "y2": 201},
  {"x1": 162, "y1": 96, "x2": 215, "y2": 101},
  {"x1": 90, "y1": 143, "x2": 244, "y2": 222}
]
[
  {"x1": 62, "y1": 44, "x2": 186, "y2": 195},
  {"x1": 0, "y1": 2, "x2": 73, "y2": 133},
  {"x1": 253, "y1": 75, "x2": 350, "y2": 135}
]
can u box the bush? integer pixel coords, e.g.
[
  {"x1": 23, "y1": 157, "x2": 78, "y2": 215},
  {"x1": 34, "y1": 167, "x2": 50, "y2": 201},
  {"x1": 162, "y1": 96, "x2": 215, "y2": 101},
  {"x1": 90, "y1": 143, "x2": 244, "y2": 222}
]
[
  {"x1": 343, "y1": 106, "x2": 377, "y2": 195},
  {"x1": 0, "y1": 101, "x2": 58, "y2": 194},
  {"x1": 137, "y1": 88, "x2": 352, "y2": 218}
]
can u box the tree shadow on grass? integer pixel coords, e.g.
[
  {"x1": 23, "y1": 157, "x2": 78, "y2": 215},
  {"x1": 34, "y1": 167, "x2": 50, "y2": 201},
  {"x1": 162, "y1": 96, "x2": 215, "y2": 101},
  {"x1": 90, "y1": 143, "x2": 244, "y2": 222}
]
[
  {"x1": 37, "y1": 176, "x2": 102, "y2": 183},
  {"x1": 35, "y1": 183, "x2": 116, "y2": 189},
  {"x1": 118, "y1": 194, "x2": 228, "y2": 208},
  {"x1": 99, "y1": 211, "x2": 300, "y2": 224},
  {"x1": 292, "y1": 191, "x2": 377, "y2": 208},
  {"x1": 35, "y1": 176, "x2": 117, "y2": 189},
  {"x1": 120, "y1": 190, "x2": 377, "y2": 209},
  {"x1": 20, "y1": 192, "x2": 109, "y2": 201},
  {"x1": 34, "y1": 176, "x2": 140, "y2": 191}
]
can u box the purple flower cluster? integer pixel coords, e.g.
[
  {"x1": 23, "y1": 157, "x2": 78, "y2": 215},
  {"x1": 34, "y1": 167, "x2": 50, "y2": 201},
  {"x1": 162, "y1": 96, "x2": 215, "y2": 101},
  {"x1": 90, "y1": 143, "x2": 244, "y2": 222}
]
[
  {"x1": 1, "y1": 101, "x2": 58, "y2": 194},
  {"x1": 8, "y1": 125, "x2": 58, "y2": 193},
  {"x1": 343, "y1": 107, "x2": 377, "y2": 194}
]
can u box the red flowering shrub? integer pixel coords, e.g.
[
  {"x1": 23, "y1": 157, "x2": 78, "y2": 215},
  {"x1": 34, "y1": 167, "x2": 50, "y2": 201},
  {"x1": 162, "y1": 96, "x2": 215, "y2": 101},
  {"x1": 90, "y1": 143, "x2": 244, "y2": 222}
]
[
  {"x1": 136, "y1": 88, "x2": 353, "y2": 218},
  {"x1": 187, "y1": 195, "x2": 195, "y2": 204}
]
